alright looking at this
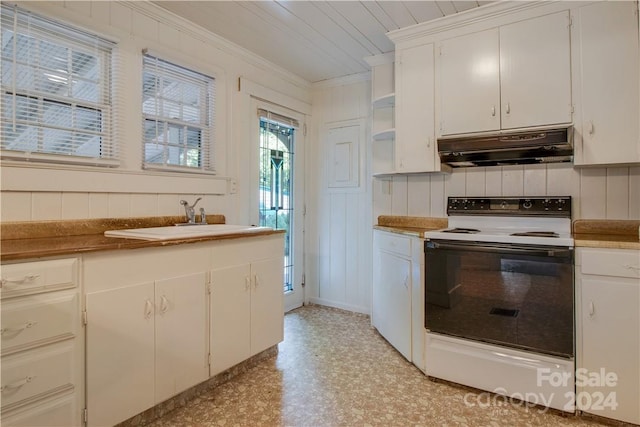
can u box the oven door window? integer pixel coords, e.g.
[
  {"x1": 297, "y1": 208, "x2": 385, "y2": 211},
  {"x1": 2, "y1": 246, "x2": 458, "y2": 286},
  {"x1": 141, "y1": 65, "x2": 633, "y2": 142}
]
[{"x1": 424, "y1": 240, "x2": 574, "y2": 358}]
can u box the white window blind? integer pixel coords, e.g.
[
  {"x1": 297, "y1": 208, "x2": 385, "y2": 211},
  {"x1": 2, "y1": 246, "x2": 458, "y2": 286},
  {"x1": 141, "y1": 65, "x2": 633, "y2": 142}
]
[
  {"x1": 0, "y1": 4, "x2": 117, "y2": 165},
  {"x1": 142, "y1": 52, "x2": 215, "y2": 173}
]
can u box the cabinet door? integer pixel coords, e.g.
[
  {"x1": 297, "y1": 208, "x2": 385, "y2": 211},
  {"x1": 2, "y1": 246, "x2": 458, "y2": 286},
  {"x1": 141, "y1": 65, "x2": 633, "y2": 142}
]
[
  {"x1": 574, "y1": 1, "x2": 640, "y2": 165},
  {"x1": 378, "y1": 251, "x2": 412, "y2": 360},
  {"x1": 155, "y1": 272, "x2": 208, "y2": 403},
  {"x1": 500, "y1": 11, "x2": 572, "y2": 129},
  {"x1": 210, "y1": 264, "x2": 251, "y2": 376},
  {"x1": 86, "y1": 283, "x2": 155, "y2": 427},
  {"x1": 395, "y1": 43, "x2": 437, "y2": 172},
  {"x1": 439, "y1": 29, "x2": 500, "y2": 135},
  {"x1": 580, "y1": 277, "x2": 640, "y2": 424},
  {"x1": 250, "y1": 258, "x2": 284, "y2": 356}
]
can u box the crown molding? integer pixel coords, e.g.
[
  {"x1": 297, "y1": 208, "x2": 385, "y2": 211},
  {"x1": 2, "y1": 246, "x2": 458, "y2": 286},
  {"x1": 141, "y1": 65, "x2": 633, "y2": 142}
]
[{"x1": 312, "y1": 71, "x2": 371, "y2": 89}]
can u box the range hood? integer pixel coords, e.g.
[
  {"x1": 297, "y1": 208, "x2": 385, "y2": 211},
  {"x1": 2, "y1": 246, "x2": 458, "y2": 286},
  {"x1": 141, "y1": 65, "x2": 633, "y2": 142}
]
[{"x1": 437, "y1": 126, "x2": 573, "y2": 168}]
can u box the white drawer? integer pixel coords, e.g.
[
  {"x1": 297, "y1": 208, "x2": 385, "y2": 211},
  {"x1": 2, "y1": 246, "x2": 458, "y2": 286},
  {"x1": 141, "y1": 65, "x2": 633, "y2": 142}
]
[
  {"x1": 581, "y1": 248, "x2": 640, "y2": 279},
  {"x1": 1, "y1": 340, "x2": 76, "y2": 410},
  {"x1": 0, "y1": 389, "x2": 78, "y2": 427},
  {"x1": 375, "y1": 231, "x2": 411, "y2": 257},
  {"x1": 1, "y1": 291, "x2": 78, "y2": 355},
  {"x1": 1, "y1": 258, "x2": 78, "y2": 299}
]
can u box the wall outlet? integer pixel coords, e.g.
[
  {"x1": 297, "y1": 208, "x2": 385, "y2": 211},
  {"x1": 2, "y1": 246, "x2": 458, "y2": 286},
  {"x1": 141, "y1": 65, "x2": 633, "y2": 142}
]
[{"x1": 228, "y1": 179, "x2": 237, "y2": 194}]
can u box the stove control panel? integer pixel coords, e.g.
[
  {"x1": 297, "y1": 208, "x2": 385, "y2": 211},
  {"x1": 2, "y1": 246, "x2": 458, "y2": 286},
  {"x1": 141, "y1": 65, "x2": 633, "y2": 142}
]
[{"x1": 447, "y1": 197, "x2": 571, "y2": 217}]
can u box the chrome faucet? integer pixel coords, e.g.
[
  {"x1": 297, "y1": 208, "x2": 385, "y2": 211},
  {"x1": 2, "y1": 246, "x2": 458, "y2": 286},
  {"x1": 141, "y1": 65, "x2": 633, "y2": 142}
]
[
  {"x1": 199, "y1": 207, "x2": 207, "y2": 224},
  {"x1": 180, "y1": 198, "x2": 202, "y2": 224}
]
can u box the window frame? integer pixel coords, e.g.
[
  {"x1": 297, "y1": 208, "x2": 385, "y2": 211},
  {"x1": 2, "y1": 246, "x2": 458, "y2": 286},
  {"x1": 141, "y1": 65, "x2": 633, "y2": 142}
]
[
  {"x1": 0, "y1": 4, "x2": 118, "y2": 167},
  {"x1": 141, "y1": 52, "x2": 216, "y2": 175}
]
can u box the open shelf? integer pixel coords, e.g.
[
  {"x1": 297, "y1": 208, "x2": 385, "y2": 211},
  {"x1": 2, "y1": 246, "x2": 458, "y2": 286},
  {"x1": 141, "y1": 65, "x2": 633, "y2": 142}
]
[{"x1": 372, "y1": 93, "x2": 395, "y2": 109}]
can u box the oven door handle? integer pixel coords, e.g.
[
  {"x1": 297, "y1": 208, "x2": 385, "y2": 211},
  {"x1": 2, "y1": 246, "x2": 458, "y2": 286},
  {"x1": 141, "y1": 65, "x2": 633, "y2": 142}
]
[{"x1": 428, "y1": 241, "x2": 572, "y2": 258}]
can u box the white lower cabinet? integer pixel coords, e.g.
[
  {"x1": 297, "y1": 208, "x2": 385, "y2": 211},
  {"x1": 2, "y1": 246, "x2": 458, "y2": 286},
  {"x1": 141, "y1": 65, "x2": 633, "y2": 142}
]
[
  {"x1": 83, "y1": 244, "x2": 211, "y2": 427},
  {"x1": 83, "y1": 235, "x2": 284, "y2": 427},
  {"x1": 210, "y1": 237, "x2": 284, "y2": 376},
  {"x1": 372, "y1": 230, "x2": 425, "y2": 370},
  {"x1": 0, "y1": 258, "x2": 81, "y2": 427},
  {"x1": 576, "y1": 247, "x2": 640, "y2": 424},
  {"x1": 86, "y1": 272, "x2": 207, "y2": 427}
]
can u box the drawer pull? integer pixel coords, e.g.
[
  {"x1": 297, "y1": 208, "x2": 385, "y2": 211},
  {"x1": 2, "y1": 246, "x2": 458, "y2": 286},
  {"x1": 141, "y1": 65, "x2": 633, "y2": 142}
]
[
  {"x1": 1, "y1": 321, "x2": 38, "y2": 336},
  {"x1": 624, "y1": 264, "x2": 640, "y2": 271},
  {"x1": 0, "y1": 273, "x2": 40, "y2": 288},
  {"x1": 1, "y1": 375, "x2": 36, "y2": 392}
]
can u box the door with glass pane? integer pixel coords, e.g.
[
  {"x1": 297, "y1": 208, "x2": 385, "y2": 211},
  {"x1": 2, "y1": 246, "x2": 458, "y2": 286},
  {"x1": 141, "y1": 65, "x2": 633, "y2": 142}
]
[{"x1": 256, "y1": 104, "x2": 304, "y2": 311}]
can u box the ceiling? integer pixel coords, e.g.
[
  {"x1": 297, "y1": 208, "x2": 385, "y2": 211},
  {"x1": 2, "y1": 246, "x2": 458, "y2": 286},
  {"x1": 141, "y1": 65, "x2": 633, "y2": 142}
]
[{"x1": 154, "y1": 1, "x2": 492, "y2": 83}]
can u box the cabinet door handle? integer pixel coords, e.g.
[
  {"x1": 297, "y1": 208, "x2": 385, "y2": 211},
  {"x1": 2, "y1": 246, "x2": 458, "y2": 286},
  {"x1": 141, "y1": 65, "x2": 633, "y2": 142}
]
[
  {"x1": 0, "y1": 273, "x2": 40, "y2": 288},
  {"x1": 505, "y1": 103, "x2": 511, "y2": 115},
  {"x1": 1, "y1": 375, "x2": 36, "y2": 392},
  {"x1": 588, "y1": 120, "x2": 595, "y2": 135},
  {"x1": 245, "y1": 276, "x2": 251, "y2": 291},
  {"x1": 144, "y1": 299, "x2": 153, "y2": 319},
  {"x1": 0, "y1": 321, "x2": 38, "y2": 336},
  {"x1": 491, "y1": 106, "x2": 496, "y2": 117},
  {"x1": 588, "y1": 301, "x2": 595, "y2": 317},
  {"x1": 254, "y1": 274, "x2": 260, "y2": 289},
  {"x1": 403, "y1": 274, "x2": 409, "y2": 290},
  {"x1": 160, "y1": 295, "x2": 169, "y2": 315}
]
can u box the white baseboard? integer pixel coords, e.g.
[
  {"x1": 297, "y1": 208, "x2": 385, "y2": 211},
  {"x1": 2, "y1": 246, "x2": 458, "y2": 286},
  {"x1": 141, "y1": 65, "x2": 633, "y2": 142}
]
[{"x1": 308, "y1": 297, "x2": 369, "y2": 315}]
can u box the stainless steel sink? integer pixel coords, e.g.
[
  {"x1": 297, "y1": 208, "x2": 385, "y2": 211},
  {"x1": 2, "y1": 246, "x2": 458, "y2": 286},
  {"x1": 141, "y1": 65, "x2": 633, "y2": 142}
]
[{"x1": 104, "y1": 224, "x2": 271, "y2": 241}]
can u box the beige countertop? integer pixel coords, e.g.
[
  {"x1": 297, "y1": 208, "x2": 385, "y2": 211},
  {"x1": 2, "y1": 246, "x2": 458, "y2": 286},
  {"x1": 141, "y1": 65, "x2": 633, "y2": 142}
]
[
  {"x1": 573, "y1": 219, "x2": 640, "y2": 250},
  {"x1": 0, "y1": 216, "x2": 284, "y2": 262},
  {"x1": 374, "y1": 215, "x2": 448, "y2": 238}
]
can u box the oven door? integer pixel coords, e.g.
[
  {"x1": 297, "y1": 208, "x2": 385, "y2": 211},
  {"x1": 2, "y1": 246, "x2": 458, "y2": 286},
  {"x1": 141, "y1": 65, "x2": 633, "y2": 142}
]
[{"x1": 424, "y1": 239, "x2": 574, "y2": 358}]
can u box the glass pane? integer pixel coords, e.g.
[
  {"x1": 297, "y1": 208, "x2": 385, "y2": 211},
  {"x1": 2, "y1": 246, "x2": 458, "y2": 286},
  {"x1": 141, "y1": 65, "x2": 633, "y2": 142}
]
[
  {"x1": 166, "y1": 124, "x2": 183, "y2": 145},
  {"x1": 7, "y1": 63, "x2": 35, "y2": 91},
  {"x1": 144, "y1": 142, "x2": 164, "y2": 164},
  {"x1": 76, "y1": 107, "x2": 101, "y2": 132},
  {"x1": 74, "y1": 133, "x2": 101, "y2": 157},
  {"x1": 161, "y1": 100, "x2": 181, "y2": 120},
  {"x1": 71, "y1": 79, "x2": 99, "y2": 103},
  {"x1": 42, "y1": 128, "x2": 73, "y2": 154},
  {"x1": 42, "y1": 100, "x2": 72, "y2": 127},
  {"x1": 36, "y1": 68, "x2": 69, "y2": 96},
  {"x1": 2, "y1": 123, "x2": 34, "y2": 151},
  {"x1": 72, "y1": 50, "x2": 98, "y2": 80},
  {"x1": 40, "y1": 40, "x2": 68, "y2": 72}
]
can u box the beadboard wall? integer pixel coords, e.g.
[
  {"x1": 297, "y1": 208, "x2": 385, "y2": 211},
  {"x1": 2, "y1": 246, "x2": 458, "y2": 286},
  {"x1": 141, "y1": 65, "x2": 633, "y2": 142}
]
[
  {"x1": 373, "y1": 164, "x2": 640, "y2": 221},
  {"x1": 307, "y1": 76, "x2": 373, "y2": 314},
  {"x1": 0, "y1": 1, "x2": 311, "y2": 224}
]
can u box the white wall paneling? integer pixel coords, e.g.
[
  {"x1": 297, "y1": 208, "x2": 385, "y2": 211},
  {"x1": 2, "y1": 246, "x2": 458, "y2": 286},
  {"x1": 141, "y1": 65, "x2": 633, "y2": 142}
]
[
  {"x1": 310, "y1": 77, "x2": 371, "y2": 313},
  {"x1": 373, "y1": 164, "x2": 640, "y2": 225}
]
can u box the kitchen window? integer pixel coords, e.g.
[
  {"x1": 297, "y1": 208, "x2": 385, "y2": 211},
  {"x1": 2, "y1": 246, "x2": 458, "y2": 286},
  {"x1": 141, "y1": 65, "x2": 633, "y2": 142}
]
[
  {"x1": 0, "y1": 4, "x2": 117, "y2": 166},
  {"x1": 142, "y1": 52, "x2": 215, "y2": 173}
]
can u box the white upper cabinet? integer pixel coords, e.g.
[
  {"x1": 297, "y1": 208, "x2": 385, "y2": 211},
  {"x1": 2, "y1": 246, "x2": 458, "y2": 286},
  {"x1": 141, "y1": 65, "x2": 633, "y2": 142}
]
[
  {"x1": 573, "y1": 1, "x2": 640, "y2": 166},
  {"x1": 438, "y1": 10, "x2": 572, "y2": 136},
  {"x1": 395, "y1": 43, "x2": 440, "y2": 172},
  {"x1": 499, "y1": 11, "x2": 572, "y2": 130},
  {"x1": 439, "y1": 29, "x2": 501, "y2": 135}
]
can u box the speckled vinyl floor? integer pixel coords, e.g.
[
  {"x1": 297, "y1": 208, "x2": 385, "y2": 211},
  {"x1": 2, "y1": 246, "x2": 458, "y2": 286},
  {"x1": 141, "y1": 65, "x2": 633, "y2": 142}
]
[{"x1": 149, "y1": 305, "x2": 605, "y2": 427}]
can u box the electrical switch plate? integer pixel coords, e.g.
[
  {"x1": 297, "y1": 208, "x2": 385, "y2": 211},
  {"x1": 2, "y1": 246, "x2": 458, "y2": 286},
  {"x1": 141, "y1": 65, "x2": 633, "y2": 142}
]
[{"x1": 228, "y1": 179, "x2": 237, "y2": 194}]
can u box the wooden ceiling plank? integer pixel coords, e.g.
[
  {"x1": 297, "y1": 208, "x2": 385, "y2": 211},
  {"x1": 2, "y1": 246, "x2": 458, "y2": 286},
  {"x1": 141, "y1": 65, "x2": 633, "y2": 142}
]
[
  {"x1": 452, "y1": 1, "x2": 481, "y2": 13},
  {"x1": 376, "y1": 1, "x2": 419, "y2": 29},
  {"x1": 403, "y1": 1, "x2": 446, "y2": 23},
  {"x1": 313, "y1": 1, "x2": 389, "y2": 55}
]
